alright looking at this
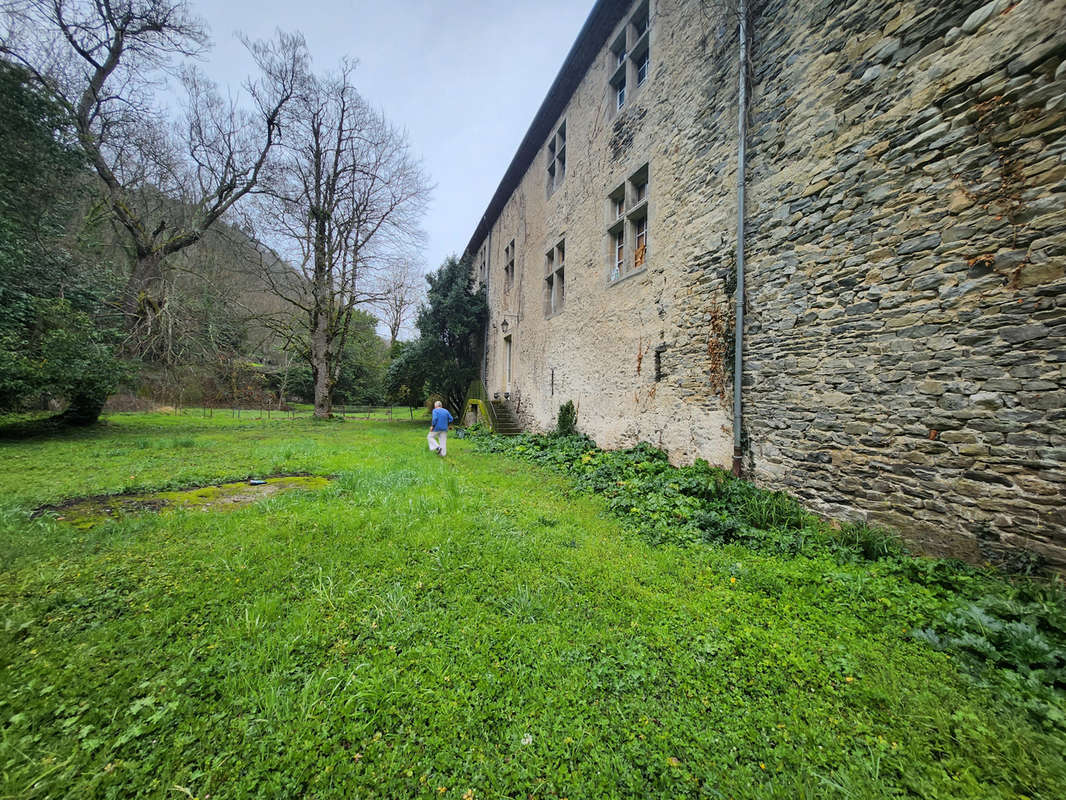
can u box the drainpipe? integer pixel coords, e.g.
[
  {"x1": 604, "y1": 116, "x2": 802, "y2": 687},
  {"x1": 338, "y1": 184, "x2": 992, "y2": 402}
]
[{"x1": 731, "y1": 0, "x2": 748, "y2": 478}]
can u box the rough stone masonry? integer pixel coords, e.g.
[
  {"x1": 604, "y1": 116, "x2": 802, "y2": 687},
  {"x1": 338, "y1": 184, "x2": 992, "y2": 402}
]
[{"x1": 467, "y1": 0, "x2": 1066, "y2": 570}]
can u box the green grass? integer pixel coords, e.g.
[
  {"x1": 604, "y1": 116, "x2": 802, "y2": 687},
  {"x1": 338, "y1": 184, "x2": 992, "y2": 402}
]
[{"x1": 0, "y1": 413, "x2": 1063, "y2": 799}]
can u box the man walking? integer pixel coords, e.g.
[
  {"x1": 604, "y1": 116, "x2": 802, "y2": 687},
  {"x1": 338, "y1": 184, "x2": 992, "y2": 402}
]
[{"x1": 428, "y1": 400, "x2": 454, "y2": 457}]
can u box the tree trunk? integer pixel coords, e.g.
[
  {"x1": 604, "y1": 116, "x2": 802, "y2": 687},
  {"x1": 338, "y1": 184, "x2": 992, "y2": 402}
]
[
  {"x1": 57, "y1": 391, "x2": 106, "y2": 426},
  {"x1": 310, "y1": 313, "x2": 332, "y2": 419},
  {"x1": 121, "y1": 250, "x2": 167, "y2": 352}
]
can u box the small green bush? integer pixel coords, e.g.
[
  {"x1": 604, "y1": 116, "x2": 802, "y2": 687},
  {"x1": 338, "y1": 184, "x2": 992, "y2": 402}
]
[{"x1": 555, "y1": 399, "x2": 578, "y2": 436}]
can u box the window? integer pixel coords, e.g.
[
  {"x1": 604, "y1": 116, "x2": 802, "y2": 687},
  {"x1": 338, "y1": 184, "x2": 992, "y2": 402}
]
[
  {"x1": 545, "y1": 240, "x2": 565, "y2": 316},
  {"x1": 504, "y1": 239, "x2": 515, "y2": 290},
  {"x1": 611, "y1": 229, "x2": 625, "y2": 282},
  {"x1": 504, "y1": 335, "x2": 512, "y2": 386},
  {"x1": 633, "y1": 174, "x2": 647, "y2": 204},
  {"x1": 633, "y1": 215, "x2": 647, "y2": 270},
  {"x1": 607, "y1": 163, "x2": 649, "y2": 283},
  {"x1": 546, "y1": 121, "x2": 566, "y2": 195},
  {"x1": 610, "y1": 31, "x2": 626, "y2": 69},
  {"x1": 609, "y1": 1, "x2": 650, "y2": 111},
  {"x1": 633, "y1": 7, "x2": 648, "y2": 38}
]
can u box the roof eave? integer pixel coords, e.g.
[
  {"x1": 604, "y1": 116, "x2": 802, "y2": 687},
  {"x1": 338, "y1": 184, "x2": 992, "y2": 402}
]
[{"x1": 462, "y1": 0, "x2": 631, "y2": 259}]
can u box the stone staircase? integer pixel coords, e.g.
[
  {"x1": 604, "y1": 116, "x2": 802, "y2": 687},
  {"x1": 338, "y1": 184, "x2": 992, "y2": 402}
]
[{"x1": 490, "y1": 399, "x2": 522, "y2": 436}]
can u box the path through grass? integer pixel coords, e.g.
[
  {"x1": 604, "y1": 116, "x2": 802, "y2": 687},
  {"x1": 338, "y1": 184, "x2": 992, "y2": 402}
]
[{"x1": 1, "y1": 413, "x2": 1063, "y2": 798}]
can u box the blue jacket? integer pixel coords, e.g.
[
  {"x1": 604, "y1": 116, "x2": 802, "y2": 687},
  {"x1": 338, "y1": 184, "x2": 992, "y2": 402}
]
[{"x1": 431, "y1": 407, "x2": 454, "y2": 431}]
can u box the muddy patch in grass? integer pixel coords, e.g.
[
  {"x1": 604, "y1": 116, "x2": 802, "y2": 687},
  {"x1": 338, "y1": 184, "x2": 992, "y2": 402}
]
[{"x1": 35, "y1": 475, "x2": 333, "y2": 529}]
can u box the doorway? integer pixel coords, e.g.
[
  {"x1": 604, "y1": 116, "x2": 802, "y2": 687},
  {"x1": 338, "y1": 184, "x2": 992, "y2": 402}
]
[{"x1": 503, "y1": 334, "x2": 512, "y2": 393}]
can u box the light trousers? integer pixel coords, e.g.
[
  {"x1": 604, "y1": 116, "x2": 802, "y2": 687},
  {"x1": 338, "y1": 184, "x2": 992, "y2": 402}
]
[{"x1": 428, "y1": 430, "x2": 447, "y2": 456}]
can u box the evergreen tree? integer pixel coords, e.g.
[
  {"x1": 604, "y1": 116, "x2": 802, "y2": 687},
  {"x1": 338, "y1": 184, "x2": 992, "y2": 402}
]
[
  {"x1": 0, "y1": 61, "x2": 121, "y2": 422},
  {"x1": 386, "y1": 255, "x2": 487, "y2": 414}
]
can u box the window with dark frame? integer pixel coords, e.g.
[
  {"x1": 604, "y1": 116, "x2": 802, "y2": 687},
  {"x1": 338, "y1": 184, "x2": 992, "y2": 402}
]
[
  {"x1": 504, "y1": 239, "x2": 515, "y2": 290},
  {"x1": 545, "y1": 239, "x2": 565, "y2": 316},
  {"x1": 609, "y1": 1, "x2": 651, "y2": 112}
]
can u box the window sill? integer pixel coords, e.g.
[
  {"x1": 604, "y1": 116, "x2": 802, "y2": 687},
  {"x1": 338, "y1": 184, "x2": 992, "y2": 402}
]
[
  {"x1": 607, "y1": 266, "x2": 648, "y2": 287},
  {"x1": 545, "y1": 306, "x2": 566, "y2": 320},
  {"x1": 627, "y1": 198, "x2": 648, "y2": 219}
]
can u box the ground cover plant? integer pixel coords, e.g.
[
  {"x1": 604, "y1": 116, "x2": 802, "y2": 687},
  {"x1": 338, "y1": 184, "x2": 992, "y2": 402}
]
[
  {"x1": 469, "y1": 429, "x2": 1066, "y2": 728},
  {"x1": 1, "y1": 413, "x2": 1064, "y2": 798}
]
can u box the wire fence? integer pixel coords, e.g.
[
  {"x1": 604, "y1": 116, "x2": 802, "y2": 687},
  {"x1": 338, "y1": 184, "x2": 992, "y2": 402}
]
[{"x1": 164, "y1": 405, "x2": 427, "y2": 422}]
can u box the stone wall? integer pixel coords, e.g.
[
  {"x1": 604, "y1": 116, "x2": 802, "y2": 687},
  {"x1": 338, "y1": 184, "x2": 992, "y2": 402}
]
[
  {"x1": 475, "y1": 0, "x2": 738, "y2": 467},
  {"x1": 471, "y1": 0, "x2": 1066, "y2": 569},
  {"x1": 737, "y1": 0, "x2": 1066, "y2": 568}
]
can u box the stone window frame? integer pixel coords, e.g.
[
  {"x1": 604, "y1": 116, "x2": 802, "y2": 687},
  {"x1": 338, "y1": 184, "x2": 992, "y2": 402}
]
[
  {"x1": 544, "y1": 239, "x2": 565, "y2": 318},
  {"x1": 504, "y1": 238, "x2": 515, "y2": 291},
  {"x1": 607, "y1": 162, "x2": 650, "y2": 285},
  {"x1": 608, "y1": 0, "x2": 651, "y2": 114},
  {"x1": 546, "y1": 120, "x2": 567, "y2": 197}
]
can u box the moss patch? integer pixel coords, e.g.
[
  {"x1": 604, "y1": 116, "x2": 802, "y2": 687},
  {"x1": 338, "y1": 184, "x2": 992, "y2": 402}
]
[{"x1": 40, "y1": 475, "x2": 332, "y2": 528}]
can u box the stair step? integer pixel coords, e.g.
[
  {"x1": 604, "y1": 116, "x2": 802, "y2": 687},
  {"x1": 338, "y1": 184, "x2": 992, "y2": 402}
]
[{"x1": 488, "y1": 400, "x2": 522, "y2": 434}]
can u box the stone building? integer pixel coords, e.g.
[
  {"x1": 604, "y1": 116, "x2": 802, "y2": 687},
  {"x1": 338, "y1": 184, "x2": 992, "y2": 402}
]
[{"x1": 463, "y1": 0, "x2": 1066, "y2": 569}]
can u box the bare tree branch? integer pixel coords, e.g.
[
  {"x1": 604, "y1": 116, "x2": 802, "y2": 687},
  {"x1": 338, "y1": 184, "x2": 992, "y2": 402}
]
[
  {"x1": 1, "y1": 1, "x2": 307, "y2": 355},
  {"x1": 250, "y1": 60, "x2": 430, "y2": 418}
]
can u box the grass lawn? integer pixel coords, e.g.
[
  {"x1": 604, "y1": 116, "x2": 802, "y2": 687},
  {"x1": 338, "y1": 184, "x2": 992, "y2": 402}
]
[{"x1": 0, "y1": 413, "x2": 1063, "y2": 798}]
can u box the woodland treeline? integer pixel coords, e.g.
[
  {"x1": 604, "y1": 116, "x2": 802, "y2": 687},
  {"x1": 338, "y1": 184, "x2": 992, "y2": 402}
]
[{"x1": 0, "y1": 0, "x2": 480, "y2": 423}]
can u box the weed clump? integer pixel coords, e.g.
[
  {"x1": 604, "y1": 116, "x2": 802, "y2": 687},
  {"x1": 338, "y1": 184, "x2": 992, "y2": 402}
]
[
  {"x1": 554, "y1": 400, "x2": 578, "y2": 436},
  {"x1": 830, "y1": 520, "x2": 906, "y2": 562}
]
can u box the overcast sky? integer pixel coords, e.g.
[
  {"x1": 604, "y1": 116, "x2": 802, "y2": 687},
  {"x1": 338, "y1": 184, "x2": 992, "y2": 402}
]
[{"x1": 191, "y1": 0, "x2": 593, "y2": 283}]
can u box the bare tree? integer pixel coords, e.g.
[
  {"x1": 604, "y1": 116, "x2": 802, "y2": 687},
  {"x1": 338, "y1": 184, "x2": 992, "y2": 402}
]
[
  {"x1": 377, "y1": 257, "x2": 424, "y2": 347},
  {"x1": 1, "y1": 1, "x2": 306, "y2": 354},
  {"x1": 252, "y1": 60, "x2": 429, "y2": 419}
]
